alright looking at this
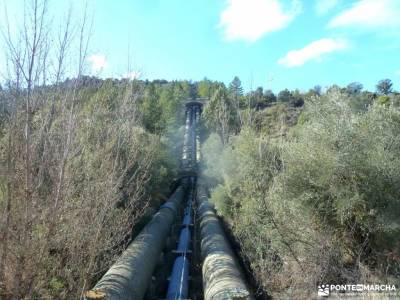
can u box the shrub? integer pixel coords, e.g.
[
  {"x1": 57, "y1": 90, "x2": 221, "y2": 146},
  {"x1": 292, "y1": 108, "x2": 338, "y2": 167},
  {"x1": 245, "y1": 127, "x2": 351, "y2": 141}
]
[
  {"x1": 271, "y1": 90, "x2": 400, "y2": 293},
  {"x1": 203, "y1": 90, "x2": 400, "y2": 298},
  {"x1": 377, "y1": 95, "x2": 390, "y2": 106}
]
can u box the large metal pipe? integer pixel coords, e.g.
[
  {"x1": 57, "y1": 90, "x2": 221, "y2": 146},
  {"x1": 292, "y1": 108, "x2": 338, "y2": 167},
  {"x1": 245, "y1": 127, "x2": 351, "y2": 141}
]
[
  {"x1": 182, "y1": 109, "x2": 191, "y2": 163},
  {"x1": 85, "y1": 185, "x2": 186, "y2": 300},
  {"x1": 166, "y1": 256, "x2": 190, "y2": 300},
  {"x1": 86, "y1": 102, "x2": 203, "y2": 300},
  {"x1": 197, "y1": 186, "x2": 252, "y2": 300},
  {"x1": 182, "y1": 212, "x2": 192, "y2": 226},
  {"x1": 195, "y1": 119, "x2": 201, "y2": 164},
  {"x1": 166, "y1": 174, "x2": 195, "y2": 299},
  {"x1": 192, "y1": 114, "x2": 197, "y2": 165},
  {"x1": 184, "y1": 102, "x2": 202, "y2": 171},
  {"x1": 176, "y1": 227, "x2": 191, "y2": 254}
]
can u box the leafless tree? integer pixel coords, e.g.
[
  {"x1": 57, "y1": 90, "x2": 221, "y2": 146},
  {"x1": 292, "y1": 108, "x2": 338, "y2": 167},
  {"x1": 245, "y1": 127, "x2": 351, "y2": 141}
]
[
  {"x1": 0, "y1": 2, "x2": 159, "y2": 299},
  {"x1": 2, "y1": 1, "x2": 50, "y2": 297}
]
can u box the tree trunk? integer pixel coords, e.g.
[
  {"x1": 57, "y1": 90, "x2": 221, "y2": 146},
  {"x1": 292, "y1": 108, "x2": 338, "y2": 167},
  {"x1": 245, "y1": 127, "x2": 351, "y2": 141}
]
[{"x1": 0, "y1": 126, "x2": 13, "y2": 296}]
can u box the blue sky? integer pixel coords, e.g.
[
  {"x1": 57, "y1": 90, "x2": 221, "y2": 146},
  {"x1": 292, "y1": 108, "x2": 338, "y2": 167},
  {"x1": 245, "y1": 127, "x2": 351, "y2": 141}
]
[{"x1": 2, "y1": 0, "x2": 400, "y2": 92}]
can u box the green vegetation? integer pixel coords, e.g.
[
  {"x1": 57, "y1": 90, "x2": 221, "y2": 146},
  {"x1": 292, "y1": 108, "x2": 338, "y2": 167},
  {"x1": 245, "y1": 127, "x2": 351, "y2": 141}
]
[
  {"x1": 2, "y1": 49, "x2": 400, "y2": 299},
  {"x1": 1, "y1": 1, "x2": 399, "y2": 299},
  {"x1": 1, "y1": 69, "x2": 400, "y2": 299},
  {"x1": 0, "y1": 78, "x2": 189, "y2": 299},
  {"x1": 201, "y1": 82, "x2": 400, "y2": 298}
]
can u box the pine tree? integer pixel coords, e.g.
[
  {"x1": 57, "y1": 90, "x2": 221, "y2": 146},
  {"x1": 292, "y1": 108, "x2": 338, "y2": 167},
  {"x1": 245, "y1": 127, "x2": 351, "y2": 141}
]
[{"x1": 228, "y1": 76, "x2": 244, "y2": 100}]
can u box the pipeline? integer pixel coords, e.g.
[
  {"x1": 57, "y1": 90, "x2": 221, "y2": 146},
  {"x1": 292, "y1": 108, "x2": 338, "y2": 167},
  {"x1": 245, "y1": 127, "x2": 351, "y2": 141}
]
[
  {"x1": 85, "y1": 185, "x2": 186, "y2": 300},
  {"x1": 165, "y1": 102, "x2": 201, "y2": 300},
  {"x1": 195, "y1": 112, "x2": 201, "y2": 164},
  {"x1": 182, "y1": 108, "x2": 191, "y2": 166},
  {"x1": 197, "y1": 185, "x2": 252, "y2": 300},
  {"x1": 168, "y1": 101, "x2": 252, "y2": 300},
  {"x1": 166, "y1": 178, "x2": 195, "y2": 300},
  {"x1": 85, "y1": 99, "x2": 252, "y2": 300},
  {"x1": 86, "y1": 102, "x2": 201, "y2": 300}
]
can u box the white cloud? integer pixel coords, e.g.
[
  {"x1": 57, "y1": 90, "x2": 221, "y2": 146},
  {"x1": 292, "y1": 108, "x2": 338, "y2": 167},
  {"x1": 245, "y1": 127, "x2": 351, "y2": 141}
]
[
  {"x1": 88, "y1": 54, "x2": 107, "y2": 72},
  {"x1": 328, "y1": 0, "x2": 400, "y2": 29},
  {"x1": 278, "y1": 38, "x2": 348, "y2": 67},
  {"x1": 219, "y1": 0, "x2": 302, "y2": 42},
  {"x1": 395, "y1": 70, "x2": 400, "y2": 76},
  {"x1": 315, "y1": 0, "x2": 339, "y2": 15}
]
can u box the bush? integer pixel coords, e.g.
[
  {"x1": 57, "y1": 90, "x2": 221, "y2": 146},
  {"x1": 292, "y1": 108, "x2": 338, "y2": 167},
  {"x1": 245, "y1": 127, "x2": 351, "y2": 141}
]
[
  {"x1": 0, "y1": 81, "x2": 178, "y2": 298},
  {"x1": 270, "y1": 90, "x2": 400, "y2": 294},
  {"x1": 302, "y1": 93, "x2": 400, "y2": 229},
  {"x1": 203, "y1": 90, "x2": 400, "y2": 298},
  {"x1": 377, "y1": 95, "x2": 390, "y2": 106}
]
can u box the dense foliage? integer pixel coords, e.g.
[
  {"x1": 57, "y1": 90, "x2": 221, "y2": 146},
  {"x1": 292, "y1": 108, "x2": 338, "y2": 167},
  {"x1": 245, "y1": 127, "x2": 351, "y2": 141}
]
[
  {"x1": 202, "y1": 83, "x2": 400, "y2": 298},
  {"x1": 0, "y1": 77, "x2": 197, "y2": 298},
  {"x1": 1, "y1": 40, "x2": 399, "y2": 299},
  {"x1": 2, "y1": 2, "x2": 398, "y2": 299}
]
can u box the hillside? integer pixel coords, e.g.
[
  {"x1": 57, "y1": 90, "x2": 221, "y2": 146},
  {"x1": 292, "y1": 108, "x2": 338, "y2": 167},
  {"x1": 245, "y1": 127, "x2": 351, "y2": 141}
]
[
  {"x1": 1, "y1": 0, "x2": 400, "y2": 298},
  {"x1": 1, "y1": 76, "x2": 399, "y2": 299}
]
